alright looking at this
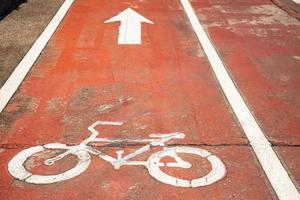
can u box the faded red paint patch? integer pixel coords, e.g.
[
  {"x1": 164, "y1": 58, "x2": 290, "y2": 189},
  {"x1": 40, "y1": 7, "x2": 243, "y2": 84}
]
[
  {"x1": 192, "y1": 0, "x2": 300, "y2": 145},
  {"x1": 192, "y1": 0, "x2": 300, "y2": 192}
]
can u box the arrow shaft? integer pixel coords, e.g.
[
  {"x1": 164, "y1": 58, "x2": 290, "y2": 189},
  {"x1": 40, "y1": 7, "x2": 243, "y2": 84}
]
[{"x1": 118, "y1": 20, "x2": 142, "y2": 45}]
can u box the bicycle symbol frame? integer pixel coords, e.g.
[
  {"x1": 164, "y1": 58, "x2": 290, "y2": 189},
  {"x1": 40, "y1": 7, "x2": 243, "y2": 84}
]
[{"x1": 8, "y1": 121, "x2": 226, "y2": 187}]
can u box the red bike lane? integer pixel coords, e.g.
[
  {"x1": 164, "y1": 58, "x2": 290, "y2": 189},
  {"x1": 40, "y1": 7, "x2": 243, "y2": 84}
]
[
  {"x1": 0, "y1": 0, "x2": 293, "y2": 199},
  {"x1": 191, "y1": 0, "x2": 300, "y2": 192}
]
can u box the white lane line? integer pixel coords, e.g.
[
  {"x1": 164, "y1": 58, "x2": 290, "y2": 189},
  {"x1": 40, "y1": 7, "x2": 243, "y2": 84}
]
[
  {"x1": 180, "y1": 0, "x2": 300, "y2": 199},
  {"x1": 0, "y1": 0, "x2": 74, "y2": 113}
]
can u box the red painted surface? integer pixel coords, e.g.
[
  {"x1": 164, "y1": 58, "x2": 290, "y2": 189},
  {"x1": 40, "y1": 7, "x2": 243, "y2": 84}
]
[
  {"x1": 0, "y1": 0, "x2": 248, "y2": 146},
  {"x1": 0, "y1": 0, "x2": 293, "y2": 199},
  {"x1": 274, "y1": 147, "x2": 300, "y2": 189},
  {"x1": 191, "y1": 0, "x2": 300, "y2": 189}
]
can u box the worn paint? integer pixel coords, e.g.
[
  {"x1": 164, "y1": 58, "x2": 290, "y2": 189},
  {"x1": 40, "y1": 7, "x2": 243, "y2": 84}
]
[
  {"x1": 0, "y1": 0, "x2": 287, "y2": 199},
  {"x1": 8, "y1": 121, "x2": 226, "y2": 186},
  {"x1": 180, "y1": 0, "x2": 300, "y2": 199},
  {"x1": 104, "y1": 8, "x2": 154, "y2": 45}
]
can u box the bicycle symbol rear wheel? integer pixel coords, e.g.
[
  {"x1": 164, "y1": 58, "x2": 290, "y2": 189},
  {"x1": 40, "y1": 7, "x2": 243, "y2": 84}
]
[
  {"x1": 147, "y1": 146, "x2": 226, "y2": 187},
  {"x1": 8, "y1": 144, "x2": 91, "y2": 184}
]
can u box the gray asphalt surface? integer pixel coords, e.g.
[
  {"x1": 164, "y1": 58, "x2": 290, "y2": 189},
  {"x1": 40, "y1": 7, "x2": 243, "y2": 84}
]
[{"x1": 0, "y1": 0, "x2": 64, "y2": 88}]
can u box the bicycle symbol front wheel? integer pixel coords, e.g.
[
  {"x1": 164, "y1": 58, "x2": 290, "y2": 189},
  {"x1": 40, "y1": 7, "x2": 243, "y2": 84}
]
[
  {"x1": 147, "y1": 146, "x2": 226, "y2": 187},
  {"x1": 8, "y1": 144, "x2": 91, "y2": 184}
]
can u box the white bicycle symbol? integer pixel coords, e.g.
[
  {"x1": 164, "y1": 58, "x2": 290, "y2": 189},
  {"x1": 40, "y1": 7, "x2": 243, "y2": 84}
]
[{"x1": 8, "y1": 121, "x2": 226, "y2": 187}]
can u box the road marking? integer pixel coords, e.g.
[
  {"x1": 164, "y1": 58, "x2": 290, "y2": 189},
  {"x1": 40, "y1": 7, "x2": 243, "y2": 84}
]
[
  {"x1": 0, "y1": 0, "x2": 74, "y2": 113},
  {"x1": 180, "y1": 0, "x2": 300, "y2": 199},
  {"x1": 148, "y1": 147, "x2": 226, "y2": 187},
  {"x1": 104, "y1": 8, "x2": 153, "y2": 45},
  {"x1": 292, "y1": 0, "x2": 300, "y2": 4},
  {"x1": 9, "y1": 120, "x2": 226, "y2": 186}
]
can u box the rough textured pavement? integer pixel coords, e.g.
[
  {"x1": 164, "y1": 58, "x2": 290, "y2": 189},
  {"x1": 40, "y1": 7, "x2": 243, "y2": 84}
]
[
  {"x1": 0, "y1": 0, "x2": 299, "y2": 199},
  {"x1": 192, "y1": 0, "x2": 300, "y2": 190}
]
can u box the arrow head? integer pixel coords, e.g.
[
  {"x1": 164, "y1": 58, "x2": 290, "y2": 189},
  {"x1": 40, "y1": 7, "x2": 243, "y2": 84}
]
[{"x1": 104, "y1": 8, "x2": 153, "y2": 24}]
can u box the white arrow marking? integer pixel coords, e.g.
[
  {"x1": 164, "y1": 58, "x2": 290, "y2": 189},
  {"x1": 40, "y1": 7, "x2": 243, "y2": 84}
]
[{"x1": 104, "y1": 8, "x2": 153, "y2": 45}]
